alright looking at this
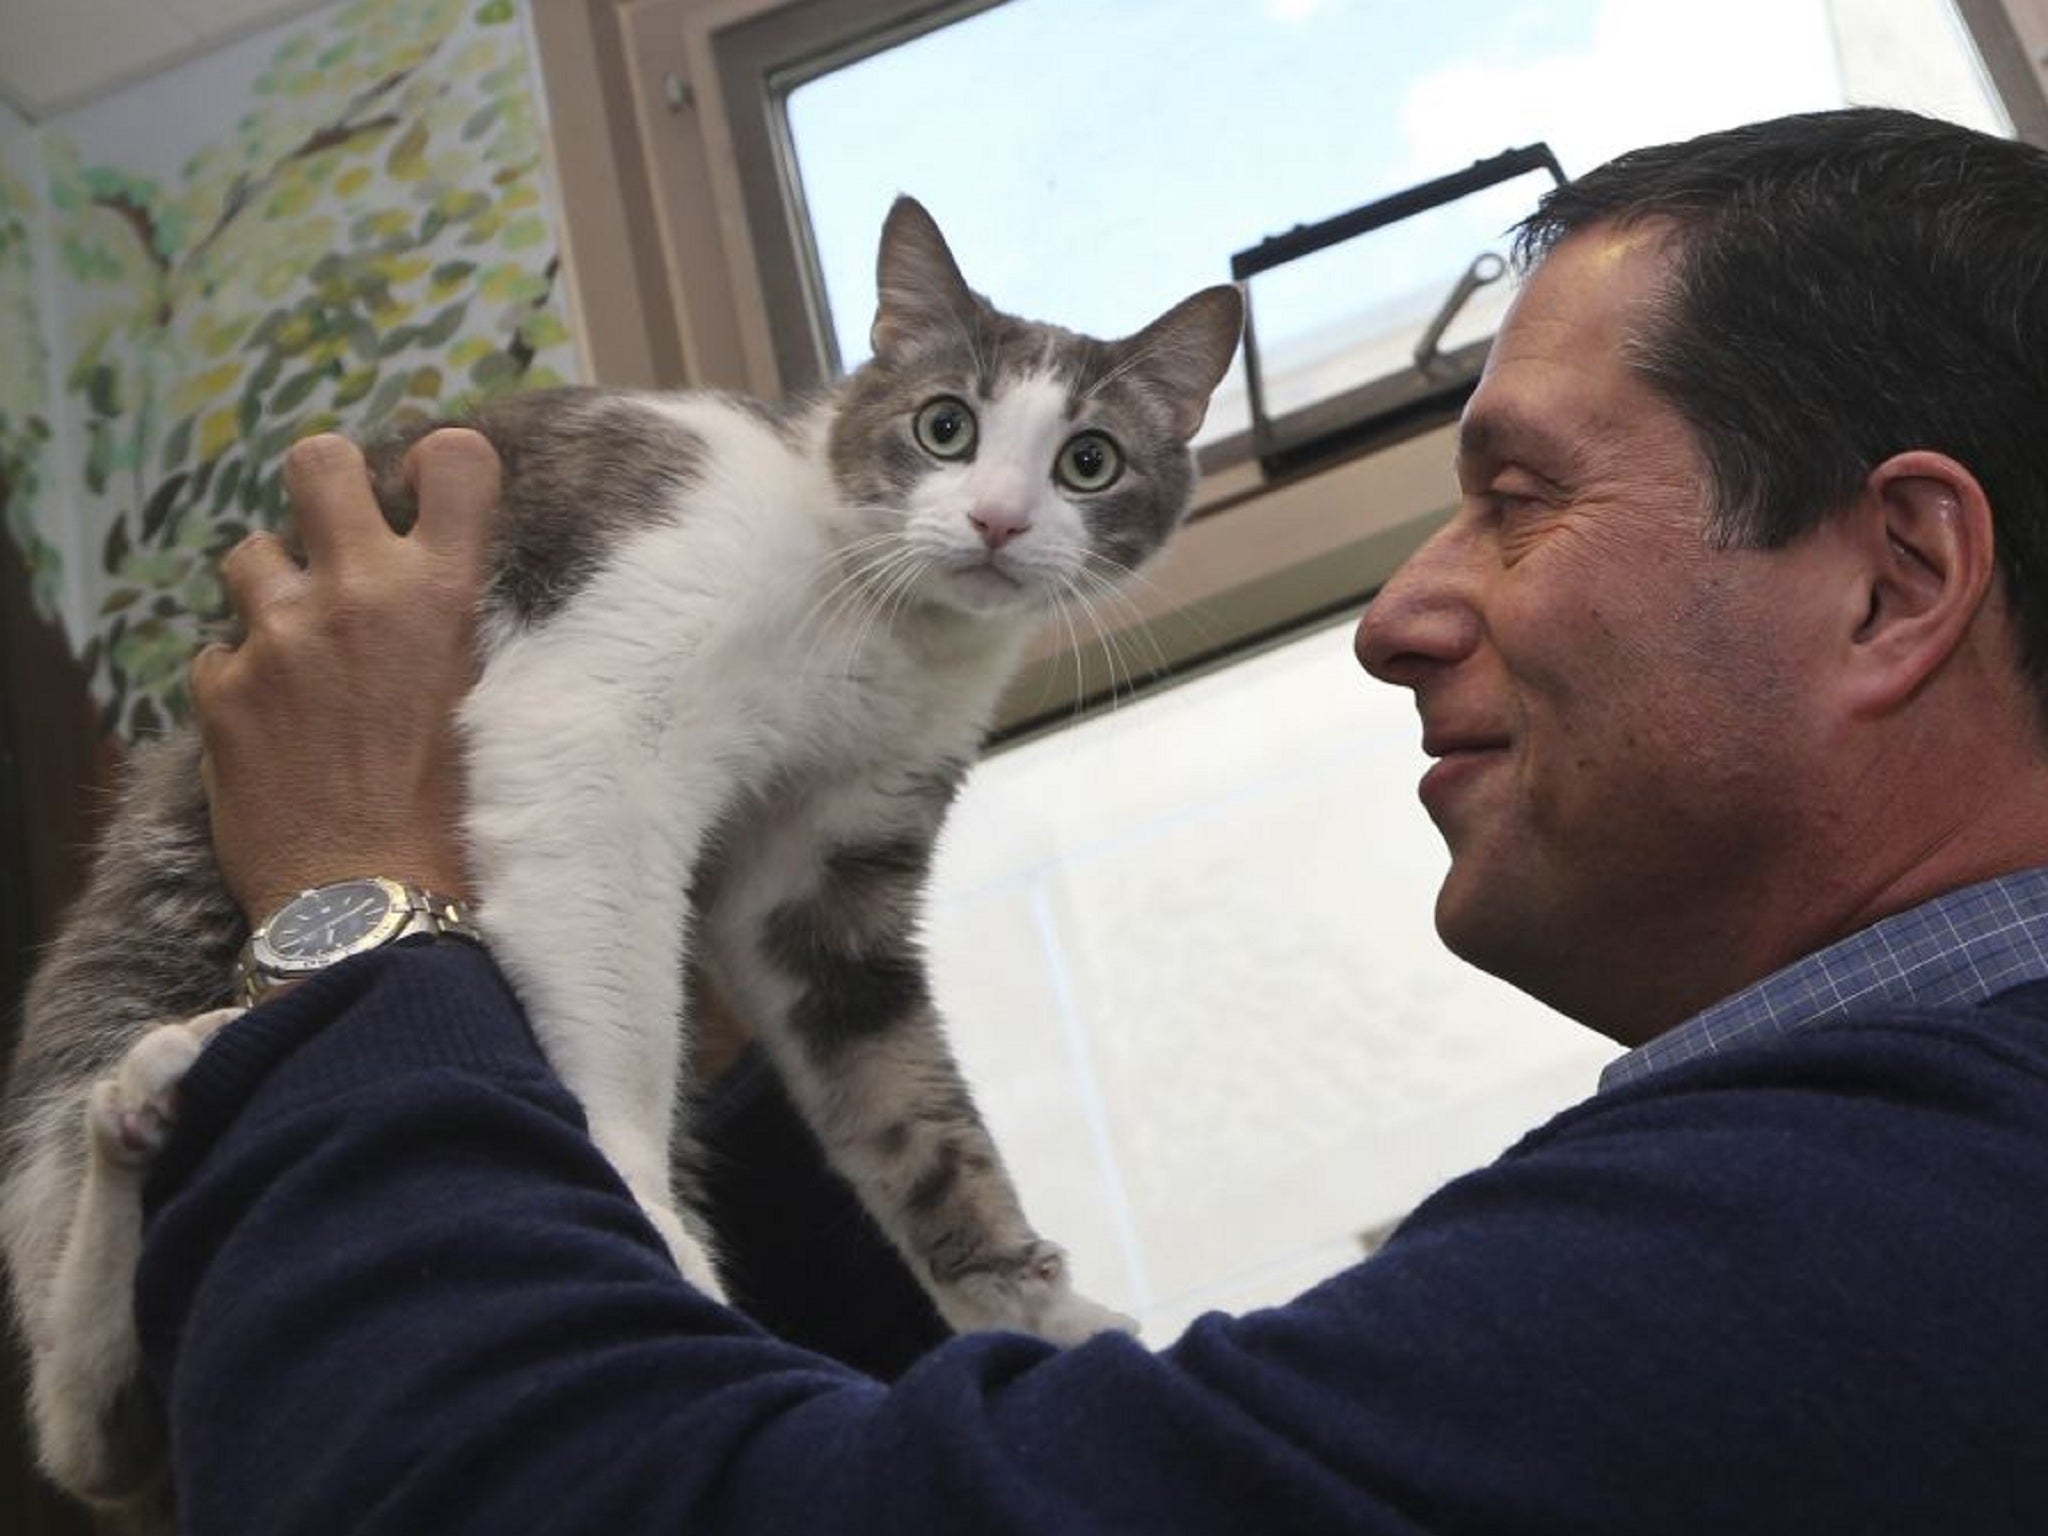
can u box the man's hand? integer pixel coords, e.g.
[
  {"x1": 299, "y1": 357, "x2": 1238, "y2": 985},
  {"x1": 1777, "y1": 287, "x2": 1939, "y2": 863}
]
[{"x1": 191, "y1": 430, "x2": 497, "y2": 927}]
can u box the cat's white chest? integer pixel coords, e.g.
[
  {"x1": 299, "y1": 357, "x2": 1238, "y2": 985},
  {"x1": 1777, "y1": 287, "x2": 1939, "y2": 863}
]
[{"x1": 467, "y1": 439, "x2": 1024, "y2": 805}]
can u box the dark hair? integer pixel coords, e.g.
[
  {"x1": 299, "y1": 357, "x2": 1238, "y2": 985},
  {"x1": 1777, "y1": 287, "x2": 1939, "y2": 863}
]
[{"x1": 1513, "y1": 107, "x2": 2048, "y2": 710}]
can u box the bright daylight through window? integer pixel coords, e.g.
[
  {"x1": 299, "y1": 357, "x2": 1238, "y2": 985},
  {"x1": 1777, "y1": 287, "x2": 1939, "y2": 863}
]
[{"x1": 784, "y1": 0, "x2": 2008, "y2": 448}]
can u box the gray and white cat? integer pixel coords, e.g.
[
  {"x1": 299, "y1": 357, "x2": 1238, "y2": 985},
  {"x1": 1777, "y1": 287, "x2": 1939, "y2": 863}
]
[{"x1": 0, "y1": 195, "x2": 1243, "y2": 1525}]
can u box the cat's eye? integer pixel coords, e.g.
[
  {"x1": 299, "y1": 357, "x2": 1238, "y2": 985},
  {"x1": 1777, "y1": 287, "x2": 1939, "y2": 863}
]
[
  {"x1": 1055, "y1": 431, "x2": 1122, "y2": 493},
  {"x1": 913, "y1": 397, "x2": 978, "y2": 460}
]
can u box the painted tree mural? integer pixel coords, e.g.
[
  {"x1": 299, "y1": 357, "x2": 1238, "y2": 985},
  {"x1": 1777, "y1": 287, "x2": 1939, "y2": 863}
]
[
  {"x1": 0, "y1": 146, "x2": 58, "y2": 621},
  {"x1": 47, "y1": 0, "x2": 574, "y2": 737}
]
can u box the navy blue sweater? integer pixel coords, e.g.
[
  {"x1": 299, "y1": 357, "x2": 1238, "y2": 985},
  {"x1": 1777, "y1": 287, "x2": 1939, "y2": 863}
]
[{"x1": 138, "y1": 942, "x2": 2048, "y2": 1533}]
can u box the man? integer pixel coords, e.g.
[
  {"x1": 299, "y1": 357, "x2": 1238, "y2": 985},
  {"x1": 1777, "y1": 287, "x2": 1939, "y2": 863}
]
[{"x1": 153, "y1": 107, "x2": 2048, "y2": 1532}]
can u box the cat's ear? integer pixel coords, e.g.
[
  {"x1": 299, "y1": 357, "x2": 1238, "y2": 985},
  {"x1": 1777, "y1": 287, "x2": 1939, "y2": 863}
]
[
  {"x1": 1115, "y1": 285, "x2": 1246, "y2": 441},
  {"x1": 872, "y1": 196, "x2": 979, "y2": 359}
]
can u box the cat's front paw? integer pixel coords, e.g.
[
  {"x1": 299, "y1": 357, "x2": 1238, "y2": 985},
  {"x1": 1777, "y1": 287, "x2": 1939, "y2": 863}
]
[
  {"x1": 87, "y1": 1009, "x2": 242, "y2": 1168},
  {"x1": 937, "y1": 1240, "x2": 1138, "y2": 1345},
  {"x1": 1029, "y1": 1283, "x2": 1141, "y2": 1347}
]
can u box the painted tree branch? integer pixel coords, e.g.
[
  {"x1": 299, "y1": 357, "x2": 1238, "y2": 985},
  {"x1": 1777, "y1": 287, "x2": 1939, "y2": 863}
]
[
  {"x1": 180, "y1": 62, "x2": 425, "y2": 277},
  {"x1": 88, "y1": 190, "x2": 174, "y2": 325},
  {"x1": 86, "y1": 56, "x2": 434, "y2": 321}
]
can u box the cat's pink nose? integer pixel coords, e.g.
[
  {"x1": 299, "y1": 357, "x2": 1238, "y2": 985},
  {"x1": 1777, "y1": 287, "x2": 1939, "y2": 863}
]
[{"x1": 970, "y1": 506, "x2": 1031, "y2": 551}]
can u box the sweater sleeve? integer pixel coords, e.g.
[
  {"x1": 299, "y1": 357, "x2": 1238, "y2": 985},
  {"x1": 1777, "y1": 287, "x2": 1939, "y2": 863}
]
[{"x1": 136, "y1": 942, "x2": 2048, "y2": 1536}]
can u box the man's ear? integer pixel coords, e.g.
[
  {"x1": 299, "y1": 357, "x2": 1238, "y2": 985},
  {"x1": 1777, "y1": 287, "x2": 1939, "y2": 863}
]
[{"x1": 1840, "y1": 450, "x2": 1998, "y2": 717}]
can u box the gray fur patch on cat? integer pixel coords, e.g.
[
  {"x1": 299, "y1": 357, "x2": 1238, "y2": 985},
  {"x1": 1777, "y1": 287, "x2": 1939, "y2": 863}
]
[{"x1": 369, "y1": 387, "x2": 705, "y2": 624}]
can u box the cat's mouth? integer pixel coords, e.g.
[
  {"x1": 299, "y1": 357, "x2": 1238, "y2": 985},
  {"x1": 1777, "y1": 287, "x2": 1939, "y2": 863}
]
[{"x1": 935, "y1": 555, "x2": 1036, "y2": 612}]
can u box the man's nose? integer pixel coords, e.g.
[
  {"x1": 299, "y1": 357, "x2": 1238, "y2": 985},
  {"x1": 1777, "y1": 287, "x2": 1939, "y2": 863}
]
[{"x1": 1353, "y1": 519, "x2": 1483, "y2": 685}]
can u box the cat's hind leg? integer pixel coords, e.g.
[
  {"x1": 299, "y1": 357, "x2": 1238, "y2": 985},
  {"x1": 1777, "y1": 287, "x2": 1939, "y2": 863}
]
[
  {"x1": 702, "y1": 777, "x2": 1136, "y2": 1346},
  {"x1": 29, "y1": 1007, "x2": 240, "y2": 1510}
]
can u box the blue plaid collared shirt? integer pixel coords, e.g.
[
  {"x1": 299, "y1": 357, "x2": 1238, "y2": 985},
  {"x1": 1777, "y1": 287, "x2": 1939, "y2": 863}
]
[{"x1": 1599, "y1": 865, "x2": 2048, "y2": 1093}]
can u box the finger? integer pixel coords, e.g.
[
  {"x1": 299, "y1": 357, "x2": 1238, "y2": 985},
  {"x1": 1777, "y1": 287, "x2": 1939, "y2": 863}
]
[
  {"x1": 282, "y1": 433, "x2": 386, "y2": 565},
  {"x1": 403, "y1": 428, "x2": 501, "y2": 561},
  {"x1": 188, "y1": 641, "x2": 236, "y2": 717},
  {"x1": 217, "y1": 531, "x2": 302, "y2": 622}
]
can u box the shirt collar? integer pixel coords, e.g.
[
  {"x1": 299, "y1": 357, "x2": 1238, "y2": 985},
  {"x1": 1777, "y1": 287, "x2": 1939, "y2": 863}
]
[{"x1": 1599, "y1": 865, "x2": 2048, "y2": 1093}]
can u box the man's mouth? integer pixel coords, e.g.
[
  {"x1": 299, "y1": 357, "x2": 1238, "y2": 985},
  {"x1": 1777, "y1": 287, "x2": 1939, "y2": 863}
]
[{"x1": 1417, "y1": 735, "x2": 1510, "y2": 810}]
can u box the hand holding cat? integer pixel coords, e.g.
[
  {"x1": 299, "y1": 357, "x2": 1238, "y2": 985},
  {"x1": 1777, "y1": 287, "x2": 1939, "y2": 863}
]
[{"x1": 190, "y1": 429, "x2": 495, "y2": 927}]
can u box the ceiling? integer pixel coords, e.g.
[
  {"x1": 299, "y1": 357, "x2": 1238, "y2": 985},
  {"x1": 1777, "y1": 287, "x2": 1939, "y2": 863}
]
[{"x1": 0, "y1": 0, "x2": 329, "y2": 122}]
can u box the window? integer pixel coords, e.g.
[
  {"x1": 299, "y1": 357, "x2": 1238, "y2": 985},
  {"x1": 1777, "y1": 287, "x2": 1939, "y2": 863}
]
[{"x1": 765, "y1": 0, "x2": 2011, "y2": 445}]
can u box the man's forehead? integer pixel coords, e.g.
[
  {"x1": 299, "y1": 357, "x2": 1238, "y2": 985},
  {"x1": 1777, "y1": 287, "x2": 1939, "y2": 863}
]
[{"x1": 1456, "y1": 233, "x2": 1683, "y2": 474}]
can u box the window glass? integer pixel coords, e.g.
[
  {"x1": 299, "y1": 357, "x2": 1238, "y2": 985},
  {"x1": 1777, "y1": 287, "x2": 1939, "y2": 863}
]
[
  {"x1": 784, "y1": 0, "x2": 2007, "y2": 443},
  {"x1": 929, "y1": 614, "x2": 1619, "y2": 1336}
]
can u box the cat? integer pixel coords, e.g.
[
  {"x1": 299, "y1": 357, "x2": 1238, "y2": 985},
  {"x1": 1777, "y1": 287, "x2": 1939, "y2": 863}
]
[{"x1": 0, "y1": 192, "x2": 1244, "y2": 1527}]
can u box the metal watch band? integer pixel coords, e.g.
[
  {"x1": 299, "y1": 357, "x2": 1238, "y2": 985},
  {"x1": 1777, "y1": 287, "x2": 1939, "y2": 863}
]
[{"x1": 235, "y1": 883, "x2": 482, "y2": 1007}]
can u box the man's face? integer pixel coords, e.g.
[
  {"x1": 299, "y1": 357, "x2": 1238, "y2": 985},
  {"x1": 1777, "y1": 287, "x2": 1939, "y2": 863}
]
[{"x1": 1354, "y1": 225, "x2": 1841, "y2": 1042}]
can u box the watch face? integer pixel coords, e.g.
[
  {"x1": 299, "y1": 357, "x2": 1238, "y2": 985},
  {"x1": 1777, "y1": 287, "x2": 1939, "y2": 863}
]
[{"x1": 266, "y1": 878, "x2": 402, "y2": 963}]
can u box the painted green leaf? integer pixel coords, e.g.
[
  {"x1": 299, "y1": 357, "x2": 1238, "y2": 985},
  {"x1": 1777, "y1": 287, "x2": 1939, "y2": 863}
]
[
  {"x1": 377, "y1": 324, "x2": 422, "y2": 358},
  {"x1": 248, "y1": 347, "x2": 285, "y2": 399},
  {"x1": 160, "y1": 414, "x2": 194, "y2": 473},
  {"x1": 432, "y1": 188, "x2": 490, "y2": 223},
  {"x1": 85, "y1": 420, "x2": 113, "y2": 495},
  {"x1": 200, "y1": 407, "x2": 241, "y2": 462},
  {"x1": 475, "y1": 0, "x2": 512, "y2": 23},
  {"x1": 247, "y1": 310, "x2": 286, "y2": 350},
  {"x1": 211, "y1": 457, "x2": 245, "y2": 514},
  {"x1": 419, "y1": 300, "x2": 466, "y2": 347},
  {"x1": 502, "y1": 215, "x2": 548, "y2": 251},
  {"x1": 462, "y1": 102, "x2": 501, "y2": 142},
  {"x1": 517, "y1": 311, "x2": 569, "y2": 352},
  {"x1": 255, "y1": 420, "x2": 300, "y2": 466},
  {"x1": 140, "y1": 471, "x2": 192, "y2": 541},
  {"x1": 345, "y1": 315, "x2": 382, "y2": 363},
  {"x1": 334, "y1": 367, "x2": 378, "y2": 408},
  {"x1": 87, "y1": 363, "x2": 122, "y2": 417},
  {"x1": 252, "y1": 470, "x2": 286, "y2": 522},
  {"x1": 469, "y1": 351, "x2": 517, "y2": 391},
  {"x1": 362, "y1": 371, "x2": 411, "y2": 424},
  {"x1": 272, "y1": 368, "x2": 324, "y2": 416},
  {"x1": 182, "y1": 566, "x2": 224, "y2": 619},
  {"x1": 103, "y1": 514, "x2": 130, "y2": 572},
  {"x1": 386, "y1": 122, "x2": 429, "y2": 181}
]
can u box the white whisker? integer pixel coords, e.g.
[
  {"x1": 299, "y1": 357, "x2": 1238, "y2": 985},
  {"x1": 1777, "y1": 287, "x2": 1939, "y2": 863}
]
[
  {"x1": 1071, "y1": 559, "x2": 1171, "y2": 685},
  {"x1": 795, "y1": 537, "x2": 917, "y2": 679}
]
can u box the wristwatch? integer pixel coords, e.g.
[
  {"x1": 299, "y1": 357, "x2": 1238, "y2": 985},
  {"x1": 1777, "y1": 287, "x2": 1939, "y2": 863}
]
[{"x1": 236, "y1": 876, "x2": 482, "y2": 1005}]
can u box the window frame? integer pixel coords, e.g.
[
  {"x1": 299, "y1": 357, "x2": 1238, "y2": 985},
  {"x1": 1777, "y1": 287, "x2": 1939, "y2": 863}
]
[{"x1": 529, "y1": 0, "x2": 2048, "y2": 737}]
